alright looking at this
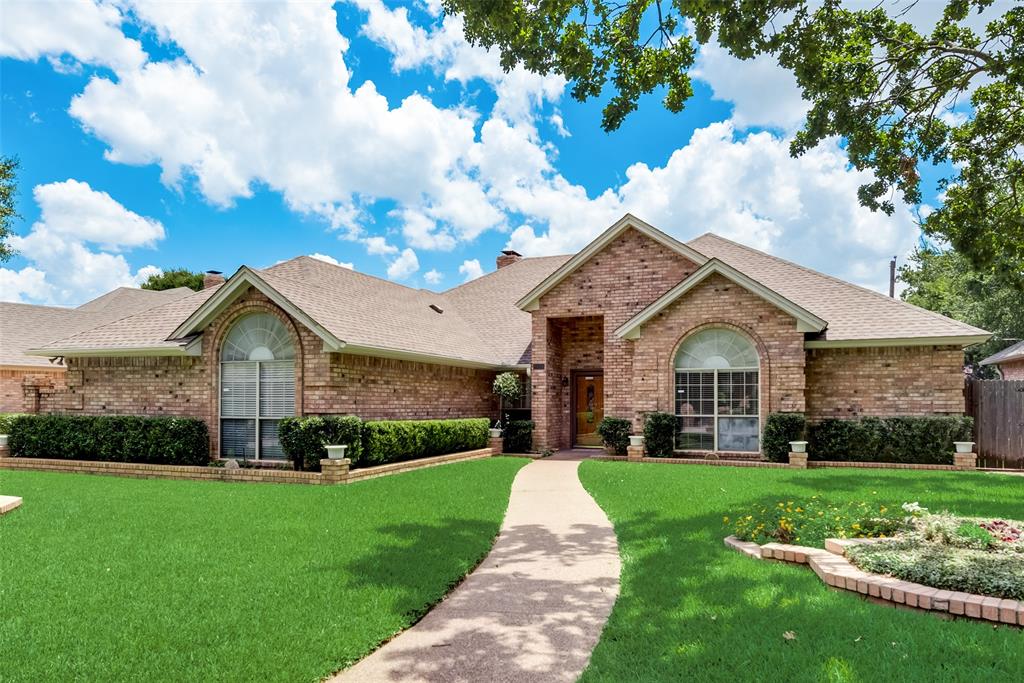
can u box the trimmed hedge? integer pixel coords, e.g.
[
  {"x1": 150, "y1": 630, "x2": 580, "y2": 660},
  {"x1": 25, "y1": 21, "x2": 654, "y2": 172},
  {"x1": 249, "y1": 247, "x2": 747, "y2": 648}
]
[
  {"x1": 503, "y1": 420, "x2": 534, "y2": 453},
  {"x1": 362, "y1": 418, "x2": 489, "y2": 466},
  {"x1": 808, "y1": 415, "x2": 973, "y2": 464},
  {"x1": 597, "y1": 417, "x2": 631, "y2": 455},
  {"x1": 0, "y1": 412, "x2": 28, "y2": 434},
  {"x1": 278, "y1": 415, "x2": 363, "y2": 471},
  {"x1": 8, "y1": 414, "x2": 208, "y2": 465},
  {"x1": 644, "y1": 412, "x2": 676, "y2": 457},
  {"x1": 762, "y1": 412, "x2": 807, "y2": 463}
]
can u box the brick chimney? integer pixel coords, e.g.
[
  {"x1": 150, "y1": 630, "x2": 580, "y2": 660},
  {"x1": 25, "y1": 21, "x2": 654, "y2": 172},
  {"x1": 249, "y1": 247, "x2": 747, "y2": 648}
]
[
  {"x1": 496, "y1": 249, "x2": 522, "y2": 269},
  {"x1": 203, "y1": 270, "x2": 226, "y2": 289}
]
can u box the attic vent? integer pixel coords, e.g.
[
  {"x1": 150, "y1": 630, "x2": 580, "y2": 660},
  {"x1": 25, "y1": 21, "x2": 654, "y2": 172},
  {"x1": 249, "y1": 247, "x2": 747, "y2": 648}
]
[{"x1": 429, "y1": 304, "x2": 444, "y2": 314}]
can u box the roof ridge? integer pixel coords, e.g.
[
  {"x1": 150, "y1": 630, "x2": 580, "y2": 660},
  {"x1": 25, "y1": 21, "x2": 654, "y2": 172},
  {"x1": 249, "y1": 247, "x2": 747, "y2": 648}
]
[
  {"x1": 266, "y1": 256, "x2": 438, "y2": 298},
  {"x1": 689, "y1": 233, "x2": 986, "y2": 334},
  {"x1": 441, "y1": 254, "x2": 575, "y2": 295}
]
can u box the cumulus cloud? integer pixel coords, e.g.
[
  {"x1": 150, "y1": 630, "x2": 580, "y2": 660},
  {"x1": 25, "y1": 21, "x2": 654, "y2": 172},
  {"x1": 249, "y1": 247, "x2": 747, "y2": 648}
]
[
  {"x1": 0, "y1": 180, "x2": 163, "y2": 304},
  {"x1": 0, "y1": 0, "x2": 146, "y2": 73},
  {"x1": 423, "y1": 268, "x2": 443, "y2": 285},
  {"x1": 309, "y1": 253, "x2": 354, "y2": 269},
  {"x1": 458, "y1": 258, "x2": 484, "y2": 282},
  {"x1": 387, "y1": 248, "x2": 419, "y2": 280},
  {"x1": 363, "y1": 236, "x2": 398, "y2": 256}
]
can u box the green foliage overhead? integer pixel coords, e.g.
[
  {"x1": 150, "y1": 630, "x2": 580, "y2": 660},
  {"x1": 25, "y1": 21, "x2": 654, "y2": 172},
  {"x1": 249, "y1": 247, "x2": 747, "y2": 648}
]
[
  {"x1": 446, "y1": 0, "x2": 1024, "y2": 279},
  {"x1": 0, "y1": 155, "x2": 19, "y2": 262},
  {"x1": 141, "y1": 268, "x2": 205, "y2": 292},
  {"x1": 900, "y1": 246, "x2": 1024, "y2": 374}
]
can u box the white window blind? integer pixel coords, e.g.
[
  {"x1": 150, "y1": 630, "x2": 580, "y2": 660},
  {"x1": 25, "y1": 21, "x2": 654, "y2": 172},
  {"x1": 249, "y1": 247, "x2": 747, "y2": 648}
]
[
  {"x1": 260, "y1": 361, "x2": 295, "y2": 418},
  {"x1": 221, "y1": 363, "x2": 258, "y2": 417}
]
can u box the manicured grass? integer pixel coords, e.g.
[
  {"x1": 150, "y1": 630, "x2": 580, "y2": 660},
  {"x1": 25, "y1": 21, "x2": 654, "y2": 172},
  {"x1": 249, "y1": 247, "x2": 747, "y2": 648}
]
[
  {"x1": 0, "y1": 458, "x2": 528, "y2": 682},
  {"x1": 578, "y1": 463, "x2": 1024, "y2": 682}
]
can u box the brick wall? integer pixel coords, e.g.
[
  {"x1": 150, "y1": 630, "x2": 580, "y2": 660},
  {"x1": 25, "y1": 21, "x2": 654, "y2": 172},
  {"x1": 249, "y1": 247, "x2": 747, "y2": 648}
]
[
  {"x1": 998, "y1": 359, "x2": 1024, "y2": 380},
  {"x1": 1, "y1": 368, "x2": 65, "y2": 413},
  {"x1": 805, "y1": 345, "x2": 965, "y2": 420},
  {"x1": 631, "y1": 273, "x2": 806, "y2": 430},
  {"x1": 545, "y1": 316, "x2": 604, "y2": 446},
  {"x1": 531, "y1": 227, "x2": 699, "y2": 448},
  {"x1": 37, "y1": 287, "x2": 496, "y2": 456}
]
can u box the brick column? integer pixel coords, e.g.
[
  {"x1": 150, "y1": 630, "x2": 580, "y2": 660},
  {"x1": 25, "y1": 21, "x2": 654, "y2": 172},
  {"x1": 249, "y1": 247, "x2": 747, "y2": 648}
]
[
  {"x1": 320, "y1": 458, "x2": 350, "y2": 484},
  {"x1": 0, "y1": 444, "x2": 9, "y2": 458},
  {"x1": 488, "y1": 436, "x2": 503, "y2": 454},
  {"x1": 788, "y1": 452, "x2": 808, "y2": 469},
  {"x1": 953, "y1": 452, "x2": 977, "y2": 470},
  {"x1": 627, "y1": 444, "x2": 644, "y2": 461}
]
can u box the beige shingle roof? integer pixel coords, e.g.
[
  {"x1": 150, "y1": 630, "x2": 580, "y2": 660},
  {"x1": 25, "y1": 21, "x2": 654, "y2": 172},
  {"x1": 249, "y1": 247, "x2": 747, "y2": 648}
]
[
  {"x1": 686, "y1": 233, "x2": 988, "y2": 343},
  {"x1": 1, "y1": 287, "x2": 194, "y2": 368},
  {"x1": 980, "y1": 339, "x2": 1024, "y2": 366}
]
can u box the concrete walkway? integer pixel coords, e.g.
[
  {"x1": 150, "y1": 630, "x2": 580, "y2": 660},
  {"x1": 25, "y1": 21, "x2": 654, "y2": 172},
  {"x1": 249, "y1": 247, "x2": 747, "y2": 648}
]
[{"x1": 332, "y1": 452, "x2": 620, "y2": 682}]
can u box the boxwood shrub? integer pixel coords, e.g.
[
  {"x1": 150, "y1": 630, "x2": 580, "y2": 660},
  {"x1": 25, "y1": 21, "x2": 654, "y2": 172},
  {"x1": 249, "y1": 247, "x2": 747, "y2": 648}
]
[
  {"x1": 596, "y1": 417, "x2": 631, "y2": 455},
  {"x1": 278, "y1": 415, "x2": 363, "y2": 471},
  {"x1": 808, "y1": 415, "x2": 973, "y2": 464},
  {"x1": 0, "y1": 412, "x2": 28, "y2": 434},
  {"x1": 362, "y1": 417, "x2": 489, "y2": 466},
  {"x1": 762, "y1": 412, "x2": 807, "y2": 463},
  {"x1": 9, "y1": 414, "x2": 208, "y2": 465},
  {"x1": 643, "y1": 412, "x2": 676, "y2": 457},
  {"x1": 503, "y1": 420, "x2": 534, "y2": 453}
]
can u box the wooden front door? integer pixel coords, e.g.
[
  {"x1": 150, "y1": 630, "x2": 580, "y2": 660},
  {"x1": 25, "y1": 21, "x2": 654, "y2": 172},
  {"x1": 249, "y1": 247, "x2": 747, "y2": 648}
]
[{"x1": 573, "y1": 372, "x2": 604, "y2": 447}]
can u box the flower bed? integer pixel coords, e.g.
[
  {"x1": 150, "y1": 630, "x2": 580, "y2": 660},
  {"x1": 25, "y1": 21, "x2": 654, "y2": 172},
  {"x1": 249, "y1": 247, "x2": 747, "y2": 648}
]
[
  {"x1": 726, "y1": 496, "x2": 907, "y2": 547},
  {"x1": 846, "y1": 510, "x2": 1024, "y2": 600}
]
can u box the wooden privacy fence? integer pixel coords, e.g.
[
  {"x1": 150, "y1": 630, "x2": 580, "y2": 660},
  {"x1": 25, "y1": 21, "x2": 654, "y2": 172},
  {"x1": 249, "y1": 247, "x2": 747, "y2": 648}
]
[{"x1": 964, "y1": 379, "x2": 1024, "y2": 469}]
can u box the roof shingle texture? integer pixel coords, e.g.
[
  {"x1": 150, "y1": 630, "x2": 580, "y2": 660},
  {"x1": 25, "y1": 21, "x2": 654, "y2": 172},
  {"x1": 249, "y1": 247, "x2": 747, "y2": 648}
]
[
  {"x1": 1, "y1": 287, "x2": 194, "y2": 368},
  {"x1": 980, "y1": 339, "x2": 1024, "y2": 366}
]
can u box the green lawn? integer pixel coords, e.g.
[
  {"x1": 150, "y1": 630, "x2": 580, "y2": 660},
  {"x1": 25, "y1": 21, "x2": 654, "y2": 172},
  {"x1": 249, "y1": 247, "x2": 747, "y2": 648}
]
[
  {"x1": 578, "y1": 462, "x2": 1024, "y2": 682},
  {"x1": 0, "y1": 458, "x2": 528, "y2": 682}
]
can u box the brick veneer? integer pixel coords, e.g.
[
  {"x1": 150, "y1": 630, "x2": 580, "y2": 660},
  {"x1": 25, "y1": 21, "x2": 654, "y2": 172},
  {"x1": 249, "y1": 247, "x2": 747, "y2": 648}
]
[
  {"x1": 37, "y1": 287, "x2": 496, "y2": 457},
  {"x1": 1, "y1": 367, "x2": 65, "y2": 412},
  {"x1": 998, "y1": 359, "x2": 1024, "y2": 380},
  {"x1": 531, "y1": 227, "x2": 699, "y2": 449},
  {"x1": 805, "y1": 345, "x2": 965, "y2": 420}
]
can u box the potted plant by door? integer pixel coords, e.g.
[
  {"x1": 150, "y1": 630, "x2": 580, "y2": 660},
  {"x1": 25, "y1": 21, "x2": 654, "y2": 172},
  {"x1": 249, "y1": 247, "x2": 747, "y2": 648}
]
[{"x1": 492, "y1": 372, "x2": 523, "y2": 438}]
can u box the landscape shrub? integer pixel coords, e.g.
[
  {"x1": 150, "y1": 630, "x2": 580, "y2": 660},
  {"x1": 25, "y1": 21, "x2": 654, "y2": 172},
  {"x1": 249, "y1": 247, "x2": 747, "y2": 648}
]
[
  {"x1": 643, "y1": 412, "x2": 676, "y2": 457},
  {"x1": 278, "y1": 415, "x2": 363, "y2": 471},
  {"x1": 808, "y1": 415, "x2": 972, "y2": 464},
  {"x1": 596, "y1": 417, "x2": 631, "y2": 455},
  {"x1": 361, "y1": 417, "x2": 489, "y2": 466},
  {"x1": 762, "y1": 412, "x2": 806, "y2": 462},
  {"x1": 0, "y1": 412, "x2": 28, "y2": 434},
  {"x1": 8, "y1": 414, "x2": 208, "y2": 465},
  {"x1": 503, "y1": 420, "x2": 534, "y2": 453}
]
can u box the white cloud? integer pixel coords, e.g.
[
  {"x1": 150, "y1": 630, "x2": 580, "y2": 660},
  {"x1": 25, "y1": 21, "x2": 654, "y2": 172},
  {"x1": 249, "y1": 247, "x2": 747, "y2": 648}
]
[
  {"x1": 458, "y1": 258, "x2": 484, "y2": 282},
  {"x1": 363, "y1": 235, "x2": 398, "y2": 256},
  {"x1": 387, "y1": 248, "x2": 419, "y2": 280},
  {"x1": 0, "y1": 0, "x2": 146, "y2": 73},
  {"x1": 0, "y1": 180, "x2": 163, "y2": 304},
  {"x1": 423, "y1": 268, "x2": 443, "y2": 285},
  {"x1": 394, "y1": 208, "x2": 457, "y2": 251},
  {"x1": 309, "y1": 253, "x2": 354, "y2": 269}
]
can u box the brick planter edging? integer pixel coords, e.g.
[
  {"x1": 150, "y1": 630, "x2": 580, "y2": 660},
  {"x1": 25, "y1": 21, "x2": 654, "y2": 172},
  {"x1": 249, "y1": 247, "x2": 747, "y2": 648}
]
[
  {"x1": 724, "y1": 535, "x2": 1024, "y2": 627},
  {"x1": 591, "y1": 454, "x2": 975, "y2": 472},
  {"x1": 0, "y1": 448, "x2": 496, "y2": 486}
]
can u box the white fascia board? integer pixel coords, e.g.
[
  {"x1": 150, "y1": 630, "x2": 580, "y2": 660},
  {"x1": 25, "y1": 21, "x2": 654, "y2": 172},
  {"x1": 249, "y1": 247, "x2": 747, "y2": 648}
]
[
  {"x1": 24, "y1": 345, "x2": 190, "y2": 358},
  {"x1": 805, "y1": 334, "x2": 991, "y2": 350},
  {"x1": 516, "y1": 213, "x2": 709, "y2": 311},
  {"x1": 615, "y1": 258, "x2": 828, "y2": 340},
  {"x1": 337, "y1": 343, "x2": 510, "y2": 370}
]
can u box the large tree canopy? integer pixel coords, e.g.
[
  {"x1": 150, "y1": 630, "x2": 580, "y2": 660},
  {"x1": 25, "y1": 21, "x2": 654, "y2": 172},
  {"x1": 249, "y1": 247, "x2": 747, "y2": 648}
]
[
  {"x1": 446, "y1": 0, "x2": 1023, "y2": 280},
  {"x1": 0, "y1": 155, "x2": 19, "y2": 262},
  {"x1": 141, "y1": 268, "x2": 205, "y2": 292},
  {"x1": 900, "y1": 245, "x2": 1024, "y2": 375}
]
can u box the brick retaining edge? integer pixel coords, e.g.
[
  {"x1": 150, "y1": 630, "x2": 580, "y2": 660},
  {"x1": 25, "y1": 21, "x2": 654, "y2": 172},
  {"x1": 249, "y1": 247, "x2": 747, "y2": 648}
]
[
  {"x1": 724, "y1": 535, "x2": 1024, "y2": 627},
  {"x1": 0, "y1": 447, "x2": 497, "y2": 486},
  {"x1": 591, "y1": 455, "x2": 978, "y2": 472}
]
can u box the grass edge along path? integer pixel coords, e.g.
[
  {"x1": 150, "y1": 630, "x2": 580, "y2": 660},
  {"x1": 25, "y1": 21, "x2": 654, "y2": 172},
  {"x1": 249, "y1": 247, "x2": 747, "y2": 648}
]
[
  {"x1": 0, "y1": 457, "x2": 529, "y2": 682},
  {"x1": 577, "y1": 461, "x2": 1024, "y2": 683}
]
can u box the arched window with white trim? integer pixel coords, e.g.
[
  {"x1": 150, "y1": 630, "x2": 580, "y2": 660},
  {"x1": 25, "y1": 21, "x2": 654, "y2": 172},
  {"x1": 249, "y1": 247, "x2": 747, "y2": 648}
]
[
  {"x1": 220, "y1": 313, "x2": 296, "y2": 460},
  {"x1": 675, "y1": 328, "x2": 760, "y2": 452}
]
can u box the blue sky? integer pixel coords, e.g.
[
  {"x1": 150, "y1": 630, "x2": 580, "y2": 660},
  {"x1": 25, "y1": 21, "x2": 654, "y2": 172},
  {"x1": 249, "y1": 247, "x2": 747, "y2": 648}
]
[{"x1": 0, "y1": 0, "x2": 972, "y2": 305}]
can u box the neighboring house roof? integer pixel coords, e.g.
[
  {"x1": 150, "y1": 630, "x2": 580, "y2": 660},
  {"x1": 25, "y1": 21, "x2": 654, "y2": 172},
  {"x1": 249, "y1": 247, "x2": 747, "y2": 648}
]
[
  {"x1": 686, "y1": 233, "x2": 989, "y2": 347},
  {"x1": 0, "y1": 287, "x2": 194, "y2": 368},
  {"x1": 615, "y1": 258, "x2": 828, "y2": 340},
  {"x1": 980, "y1": 340, "x2": 1024, "y2": 366},
  {"x1": 27, "y1": 216, "x2": 989, "y2": 368}
]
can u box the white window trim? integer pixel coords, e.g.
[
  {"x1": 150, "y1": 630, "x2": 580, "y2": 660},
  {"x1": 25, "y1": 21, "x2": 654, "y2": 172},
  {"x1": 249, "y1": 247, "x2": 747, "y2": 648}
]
[{"x1": 675, "y1": 365, "x2": 760, "y2": 453}]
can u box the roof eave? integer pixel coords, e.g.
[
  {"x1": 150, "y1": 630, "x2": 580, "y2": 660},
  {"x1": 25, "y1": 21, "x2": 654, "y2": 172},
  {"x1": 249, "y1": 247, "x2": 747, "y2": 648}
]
[
  {"x1": 24, "y1": 345, "x2": 192, "y2": 358},
  {"x1": 805, "y1": 334, "x2": 991, "y2": 350},
  {"x1": 614, "y1": 258, "x2": 828, "y2": 340},
  {"x1": 516, "y1": 213, "x2": 709, "y2": 311}
]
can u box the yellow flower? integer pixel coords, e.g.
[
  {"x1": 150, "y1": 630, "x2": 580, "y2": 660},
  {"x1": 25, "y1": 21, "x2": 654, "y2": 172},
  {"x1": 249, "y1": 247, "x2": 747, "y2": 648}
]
[
  {"x1": 723, "y1": 516, "x2": 730, "y2": 524},
  {"x1": 796, "y1": 507, "x2": 804, "y2": 513}
]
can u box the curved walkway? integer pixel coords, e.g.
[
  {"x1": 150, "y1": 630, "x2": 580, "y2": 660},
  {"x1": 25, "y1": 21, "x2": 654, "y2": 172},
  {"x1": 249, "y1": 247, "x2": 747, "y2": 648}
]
[{"x1": 332, "y1": 452, "x2": 620, "y2": 682}]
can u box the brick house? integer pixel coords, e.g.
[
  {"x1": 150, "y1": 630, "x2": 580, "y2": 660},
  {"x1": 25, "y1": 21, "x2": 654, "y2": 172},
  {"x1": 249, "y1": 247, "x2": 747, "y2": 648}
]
[
  {"x1": 980, "y1": 341, "x2": 1024, "y2": 380},
  {"x1": 22, "y1": 214, "x2": 988, "y2": 460}
]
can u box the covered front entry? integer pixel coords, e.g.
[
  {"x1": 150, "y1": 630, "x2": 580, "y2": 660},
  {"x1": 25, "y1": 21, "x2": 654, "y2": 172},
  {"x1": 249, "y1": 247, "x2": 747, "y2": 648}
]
[{"x1": 572, "y1": 371, "x2": 604, "y2": 447}]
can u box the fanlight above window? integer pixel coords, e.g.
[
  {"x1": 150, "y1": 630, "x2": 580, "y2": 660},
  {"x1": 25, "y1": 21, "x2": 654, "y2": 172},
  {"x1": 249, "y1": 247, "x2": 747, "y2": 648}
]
[
  {"x1": 675, "y1": 328, "x2": 758, "y2": 370},
  {"x1": 220, "y1": 313, "x2": 295, "y2": 362}
]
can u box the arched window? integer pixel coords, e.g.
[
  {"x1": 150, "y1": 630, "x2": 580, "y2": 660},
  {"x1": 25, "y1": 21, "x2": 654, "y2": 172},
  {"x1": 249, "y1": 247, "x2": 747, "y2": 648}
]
[
  {"x1": 219, "y1": 313, "x2": 296, "y2": 460},
  {"x1": 674, "y1": 328, "x2": 760, "y2": 453}
]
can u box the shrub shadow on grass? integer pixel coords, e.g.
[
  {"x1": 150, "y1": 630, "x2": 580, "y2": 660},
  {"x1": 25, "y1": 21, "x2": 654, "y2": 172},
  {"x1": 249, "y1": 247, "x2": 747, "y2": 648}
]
[{"x1": 336, "y1": 518, "x2": 619, "y2": 681}]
